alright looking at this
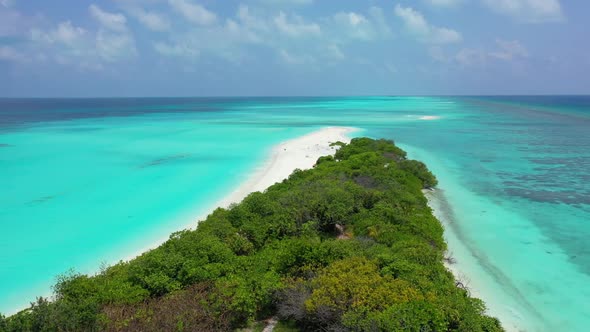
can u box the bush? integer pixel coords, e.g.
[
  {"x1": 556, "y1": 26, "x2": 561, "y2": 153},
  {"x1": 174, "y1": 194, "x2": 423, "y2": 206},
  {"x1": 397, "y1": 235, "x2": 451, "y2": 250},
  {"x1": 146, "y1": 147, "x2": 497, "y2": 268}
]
[{"x1": 398, "y1": 159, "x2": 438, "y2": 189}]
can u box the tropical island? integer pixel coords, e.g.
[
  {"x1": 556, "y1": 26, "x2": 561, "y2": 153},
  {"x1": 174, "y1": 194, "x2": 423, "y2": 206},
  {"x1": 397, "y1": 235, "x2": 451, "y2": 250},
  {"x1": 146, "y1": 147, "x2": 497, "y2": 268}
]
[{"x1": 0, "y1": 137, "x2": 503, "y2": 332}]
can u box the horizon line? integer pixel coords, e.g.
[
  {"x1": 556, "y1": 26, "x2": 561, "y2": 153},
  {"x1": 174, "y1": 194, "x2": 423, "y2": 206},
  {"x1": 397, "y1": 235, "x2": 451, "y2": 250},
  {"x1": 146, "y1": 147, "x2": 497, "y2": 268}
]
[{"x1": 1, "y1": 94, "x2": 589, "y2": 99}]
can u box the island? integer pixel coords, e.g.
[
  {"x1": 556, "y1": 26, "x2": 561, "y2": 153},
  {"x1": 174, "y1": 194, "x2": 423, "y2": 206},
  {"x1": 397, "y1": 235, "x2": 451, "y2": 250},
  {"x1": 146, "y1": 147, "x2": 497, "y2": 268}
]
[{"x1": 0, "y1": 138, "x2": 503, "y2": 332}]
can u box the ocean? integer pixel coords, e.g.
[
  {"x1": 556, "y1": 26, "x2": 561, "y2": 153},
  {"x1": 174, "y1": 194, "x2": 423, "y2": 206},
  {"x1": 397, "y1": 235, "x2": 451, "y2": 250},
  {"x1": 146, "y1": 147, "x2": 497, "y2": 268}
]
[{"x1": 0, "y1": 96, "x2": 588, "y2": 331}]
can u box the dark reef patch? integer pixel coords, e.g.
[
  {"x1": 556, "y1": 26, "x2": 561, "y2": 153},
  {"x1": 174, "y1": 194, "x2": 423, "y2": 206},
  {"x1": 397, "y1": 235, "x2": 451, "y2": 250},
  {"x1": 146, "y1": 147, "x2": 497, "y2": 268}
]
[
  {"x1": 503, "y1": 188, "x2": 590, "y2": 205},
  {"x1": 27, "y1": 195, "x2": 56, "y2": 205},
  {"x1": 139, "y1": 154, "x2": 190, "y2": 168}
]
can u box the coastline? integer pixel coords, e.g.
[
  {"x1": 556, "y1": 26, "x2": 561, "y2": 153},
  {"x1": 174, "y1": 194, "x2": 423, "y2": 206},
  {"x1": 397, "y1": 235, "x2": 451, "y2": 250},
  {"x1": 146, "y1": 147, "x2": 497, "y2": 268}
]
[
  {"x1": 403, "y1": 143, "x2": 536, "y2": 332},
  {"x1": 124, "y1": 126, "x2": 358, "y2": 262},
  {"x1": 424, "y1": 189, "x2": 525, "y2": 332},
  {"x1": 207, "y1": 126, "x2": 359, "y2": 212}
]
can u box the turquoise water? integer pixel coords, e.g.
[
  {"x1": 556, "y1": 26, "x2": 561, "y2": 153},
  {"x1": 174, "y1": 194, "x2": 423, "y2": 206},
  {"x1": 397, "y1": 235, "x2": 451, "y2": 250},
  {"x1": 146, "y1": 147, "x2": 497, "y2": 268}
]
[{"x1": 1, "y1": 97, "x2": 589, "y2": 331}]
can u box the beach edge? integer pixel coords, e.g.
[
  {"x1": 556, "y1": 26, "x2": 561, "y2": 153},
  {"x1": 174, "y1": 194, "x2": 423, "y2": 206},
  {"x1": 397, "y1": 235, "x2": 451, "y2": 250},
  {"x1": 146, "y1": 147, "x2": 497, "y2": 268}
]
[{"x1": 124, "y1": 126, "x2": 360, "y2": 262}]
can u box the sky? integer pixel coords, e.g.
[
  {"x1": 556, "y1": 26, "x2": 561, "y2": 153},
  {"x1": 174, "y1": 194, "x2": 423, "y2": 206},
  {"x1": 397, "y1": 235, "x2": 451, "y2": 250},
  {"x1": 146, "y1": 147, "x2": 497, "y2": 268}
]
[{"x1": 0, "y1": 0, "x2": 589, "y2": 97}]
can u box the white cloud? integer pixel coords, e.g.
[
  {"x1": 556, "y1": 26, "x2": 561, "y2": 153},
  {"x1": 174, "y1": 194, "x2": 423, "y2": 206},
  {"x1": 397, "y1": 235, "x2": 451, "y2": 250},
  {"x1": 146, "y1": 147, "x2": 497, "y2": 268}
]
[
  {"x1": 346, "y1": 12, "x2": 368, "y2": 27},
  {"x1": 30, "y1": 21, "x2": 96, "y2": 63},
  {"x1": 151, "y1": 4, "x2": 395, "y2": 68},
  {"x1": 169, "y1": 0, "x2": 216, "y2": 26},
  {"x1": 141, "y1": 4, "x2": 388, "y2": 67},
  {"x1": 330, "y1": 7, "x2": 393, "y2": 41},
  {"x1": 395, "y1": 5, "x2": 429, "y2": 35},
  {"x1": 432, "y1": 27, "x2": 462, "y2": 44},
  {"x1": 394, "y1": 4, "x2": 462, "y2": 44},
  {"x1": 96, "y1": 29, "x2": 137, "y2": 62},
  {"x1": 128, "y1": 8, "x2": 170, "y2": 32},
  {"x1": 332, "y1": 12, "x2": 373, "y2": 40},
  {"x1": 1, "y1": 5, "x2": 132, "y2": 69},
  {"x1": 87, "y1": 4, "x2": 136, "y2": 62},
  {"x1": 54, "y1": 21, "x2": 87, "y2": 45},
  {"x1": 151, "y1": 7, "x2": 267, "y2": 65},
  {"x1": 31, "y1": 21, "x2": 87, "y2": 47},
  {"x1": 483, "y1": 0, "x2": 564, "y2": 23},
  {"x1": 0, "y1": 3, "x2": 145, "y2": 69},
  {"x1": 89, "y1": 4, "x2": 128, "y2": 32},
  {"x1": 274, "y1": 11, "x2": 320, "y2": 37}
]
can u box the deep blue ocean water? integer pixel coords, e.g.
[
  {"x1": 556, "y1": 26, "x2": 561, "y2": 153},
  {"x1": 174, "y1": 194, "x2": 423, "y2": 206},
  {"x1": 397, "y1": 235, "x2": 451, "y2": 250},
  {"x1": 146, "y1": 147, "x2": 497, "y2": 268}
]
[{"x1": 0, "y1": 96, "x2": 588, "y2": 331}]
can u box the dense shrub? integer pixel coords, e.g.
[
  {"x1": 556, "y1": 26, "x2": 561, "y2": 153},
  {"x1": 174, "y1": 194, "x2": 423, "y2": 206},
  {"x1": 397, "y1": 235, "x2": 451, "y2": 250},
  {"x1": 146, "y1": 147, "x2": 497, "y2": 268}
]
[{"x1": 101, "y1": 283, "x2": 232, "y2": 332}]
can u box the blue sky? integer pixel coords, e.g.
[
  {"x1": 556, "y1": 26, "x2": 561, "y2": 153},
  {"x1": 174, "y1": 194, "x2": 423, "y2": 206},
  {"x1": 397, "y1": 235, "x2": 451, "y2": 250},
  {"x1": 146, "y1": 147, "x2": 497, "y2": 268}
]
[{"x1": 0, "y1": 0, "x2": 588, "y2": 96}]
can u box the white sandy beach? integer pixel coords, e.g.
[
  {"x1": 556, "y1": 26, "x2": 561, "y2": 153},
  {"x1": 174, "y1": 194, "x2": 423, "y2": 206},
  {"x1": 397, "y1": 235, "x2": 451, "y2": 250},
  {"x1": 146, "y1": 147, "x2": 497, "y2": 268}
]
[{"x1": 212, "y1": 126, "x2": 358, "y2": 211}]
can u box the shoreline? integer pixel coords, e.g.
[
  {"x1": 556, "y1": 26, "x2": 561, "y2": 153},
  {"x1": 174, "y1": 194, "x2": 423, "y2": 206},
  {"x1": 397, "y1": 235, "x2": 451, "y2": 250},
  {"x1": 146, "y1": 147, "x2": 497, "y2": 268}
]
[
  {"x1": 424, "y1": 188, "x2": 532, "y2": 332},
  {"x1": 206, "y1": 126, "x2": 359, "y2": 212},
  {"x1": 402, "y1": 143, "x2": 535, "y2": 332},
  {"x1": 124, "y1": 126, "x2": 359, "y2": 262}
]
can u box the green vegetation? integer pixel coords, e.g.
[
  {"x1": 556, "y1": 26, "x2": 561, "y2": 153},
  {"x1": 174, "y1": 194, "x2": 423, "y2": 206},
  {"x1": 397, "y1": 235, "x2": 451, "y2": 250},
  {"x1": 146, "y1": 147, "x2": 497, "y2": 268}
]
[{"x1": 1, "y1": 138, "x2": 503, "y2": 332}]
